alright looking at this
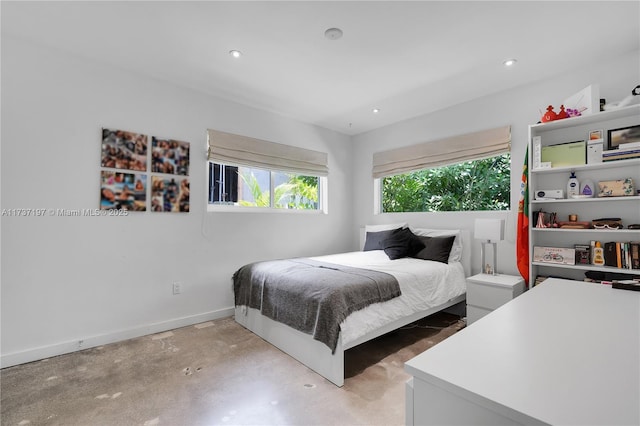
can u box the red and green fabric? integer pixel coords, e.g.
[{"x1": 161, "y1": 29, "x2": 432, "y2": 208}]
[{"x1": 516, "y1": 148, "x2": 529, "y2": 288}]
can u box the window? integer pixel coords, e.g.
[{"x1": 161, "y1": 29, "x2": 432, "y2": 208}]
[
  {"x1": 207, "y1": 129, "x2": 328, "y2": 212},
  {"x1": 381, "y1": 153, "x2": 511, "y2": 212},
  {"x1": 208, "y1": 162, "x2": 321, "y2": 210},
  {"x1": 373, "y1": 126, "x2": 511, "y2": 213}
]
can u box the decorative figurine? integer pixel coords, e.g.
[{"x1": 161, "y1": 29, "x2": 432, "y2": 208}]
[
  {"x1": 541, "y1": 105, "x2": 557, "y2": 122},
  {"x1": 566, "y1": 107, "x2": 582, "y2": 117},
  {"x1": 556, "y1": 105, "x2": 569, "y2": 119}
]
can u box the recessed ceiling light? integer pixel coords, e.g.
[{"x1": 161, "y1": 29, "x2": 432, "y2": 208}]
[
  {"x1": 503, "y1": 58, "x2": 517, "y2": 67},
  {"x1": 372, "y1": 108, "x2": 380, "y2": 114},
  {"x1": 229, "y1": 50, "x2": 242, "y2": 58},
  {"x1": 324, "y1": 28, "x2": 343, "y2": 40}
]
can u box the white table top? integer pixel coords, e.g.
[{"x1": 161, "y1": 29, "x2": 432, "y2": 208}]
[{"x1": 405, "y1": 278, "x2": 640, "y2": 425}]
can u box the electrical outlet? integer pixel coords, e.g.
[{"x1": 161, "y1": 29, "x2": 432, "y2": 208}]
[{"x1": 172, "y1": 282, "x2": 182, "y2": 295}]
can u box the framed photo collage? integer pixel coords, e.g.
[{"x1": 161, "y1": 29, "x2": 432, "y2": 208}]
[{"x1": 100, "y1": 128, "x2": 190, "y2": 213}]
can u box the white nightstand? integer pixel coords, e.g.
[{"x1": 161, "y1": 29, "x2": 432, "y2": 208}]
[{"x1": 466, "y1": 273, "x2": 525, "y2": 325}]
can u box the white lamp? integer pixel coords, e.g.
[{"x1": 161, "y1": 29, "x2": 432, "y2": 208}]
[{"x1": 474, "y1": 218, "x2": 505, "y2": 275}]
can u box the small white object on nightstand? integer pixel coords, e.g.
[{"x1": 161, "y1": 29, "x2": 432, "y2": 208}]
[{"x1": 466, "y1": 273, "x2": 524, "y2": 325}]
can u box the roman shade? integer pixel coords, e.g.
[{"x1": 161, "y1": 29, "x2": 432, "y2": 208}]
[
  {"x1": 207, "y1": 129, "x2": 329, "y2": 176},
  {"x1": 372, "y1": 125, "x2": 511, "y2": 178}
]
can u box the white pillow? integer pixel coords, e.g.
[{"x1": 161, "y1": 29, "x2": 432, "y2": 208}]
[
  {"x1": 410, "y1": 228, "x2": 462, "y2": 263},
  {"x1": 365, "y1": 223, "x2": 408, "y2": 233}
]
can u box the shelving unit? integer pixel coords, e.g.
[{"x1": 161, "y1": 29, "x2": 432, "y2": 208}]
[{"x1": 528, "y1": 104, "x2": 640, "y2": 284}]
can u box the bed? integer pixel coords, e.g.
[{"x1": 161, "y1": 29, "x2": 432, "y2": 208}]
[{"x1": 233, "y1": 224, "x2": 471, "y2": 387}]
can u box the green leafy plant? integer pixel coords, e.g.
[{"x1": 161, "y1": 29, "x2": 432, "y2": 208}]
[
  {"x1": 238, "y1": 171, "x2": 270, "y2": 207},
  {"x1": 239, "y1": 172, "x2": 318, "y2": 209},
  {"x1": 382, "y1": 154, "x2": 511, "y2": 212}
]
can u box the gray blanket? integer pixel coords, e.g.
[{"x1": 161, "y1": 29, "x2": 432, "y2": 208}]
[{"x1": 233, "y1": 258, "x2": 401, "y2": 353}]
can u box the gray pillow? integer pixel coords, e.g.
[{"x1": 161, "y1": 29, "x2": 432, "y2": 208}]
[{"x1": 413, "y1": 235, "x2": 456, "y2": 263}]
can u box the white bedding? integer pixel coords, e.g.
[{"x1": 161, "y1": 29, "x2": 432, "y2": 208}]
[{"x1": 309, "y1": 250, "x2": 466, "y2": 347}]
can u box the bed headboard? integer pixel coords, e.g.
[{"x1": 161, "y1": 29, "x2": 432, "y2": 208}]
[{"x1": 359, "y1": 227, "x2": 472, "y2": 277}]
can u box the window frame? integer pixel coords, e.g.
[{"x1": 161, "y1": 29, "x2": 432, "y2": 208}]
[
  {"x1": 376, "y1": 152, "x2": 512, "y2": 214},
  {"x1": 206, "y1": 129, "x2": 329, "y2": 214},
  {"x1": 372, "y1": 126, "x2": 511, "y2": 214},
  {"x1": 206, "y1": 161, "x2": 328, "y2": 214}
]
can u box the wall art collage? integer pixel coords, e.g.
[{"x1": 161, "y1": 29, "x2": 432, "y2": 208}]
[{"x1": 100, "y1": 128, "x2": 190, "y2": 213}]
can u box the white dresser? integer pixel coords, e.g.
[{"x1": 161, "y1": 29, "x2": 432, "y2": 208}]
[
  {"x1": 405, "y1": 278, "x2": 640, "y2": 425},
  {"x1": 466, "y1": 273, "x2": 524, "y2": 325}
]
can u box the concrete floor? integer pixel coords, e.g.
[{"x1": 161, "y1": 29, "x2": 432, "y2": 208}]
[{"x1": 1, "y1": 312, "x2": 464, "y2": 426}]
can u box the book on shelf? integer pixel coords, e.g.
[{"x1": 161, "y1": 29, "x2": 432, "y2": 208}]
[
  {"x1": 603, "y1": 241, "x2": 640, "y2": 270},
  {"x1": 603, "y1": 148, "x2": 640, "y2": 156},
  {"x1": 603, "y1": 153, "x2": 640, "y2": 162},
  {"x1": 618, "y1": 242, "x2": 623, "y2": 269},
  {"x1": 625, "y1": 243, "x2": 631, "y2": 269},
  {"x1": 604, "y1": 242, "x2": 617, "y2": 267},
  {"x1": 602, "y1": 148, "x2": 640, "y2": 162},
  {"x1": 629, "y1": 241, "x2": 640, "y2": 269},
  {"x1": 631, "y1": 242, "x2": 640, "y2": 269}
]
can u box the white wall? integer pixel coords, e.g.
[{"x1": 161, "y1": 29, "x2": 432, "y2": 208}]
[
  {"x1": 351, "y1": 49, "x2": 640, "y2": 277},
  {"x1": 2, "y1": 33, "x2": 638, "y2": 367},
  {"x1": 0, "y1": 36, "x2": 354, "y2": 367}
]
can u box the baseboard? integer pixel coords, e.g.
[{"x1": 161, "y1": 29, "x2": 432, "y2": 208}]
[{"x1": 0, "y1": 307, "x2": 234, "y2": 369}]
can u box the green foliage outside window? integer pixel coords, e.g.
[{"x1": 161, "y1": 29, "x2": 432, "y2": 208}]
[
  {"x1": 382, "y1": 154, "x2": 511, "y2": 212},
  {"x1": 240, "y1": 172, "x2": 319, "y2": 209}
]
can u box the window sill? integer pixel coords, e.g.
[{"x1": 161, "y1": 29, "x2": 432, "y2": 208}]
[{"x1": 206, "y1": 204, "x2": 326, "y2": 214}]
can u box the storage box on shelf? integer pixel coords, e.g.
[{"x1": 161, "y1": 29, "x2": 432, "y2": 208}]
[{"x1": 528, "y1": 104, "x2": 640, "y2": 285}]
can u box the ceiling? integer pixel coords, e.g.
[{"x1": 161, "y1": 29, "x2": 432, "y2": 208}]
[{"x1": 2, "y1": 1, "x2": 639, "y2": 135}]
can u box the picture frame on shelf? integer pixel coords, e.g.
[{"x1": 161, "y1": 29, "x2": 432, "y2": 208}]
[{"x1": 607, "y1": 125, "x2": 640, "y2": 150}]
